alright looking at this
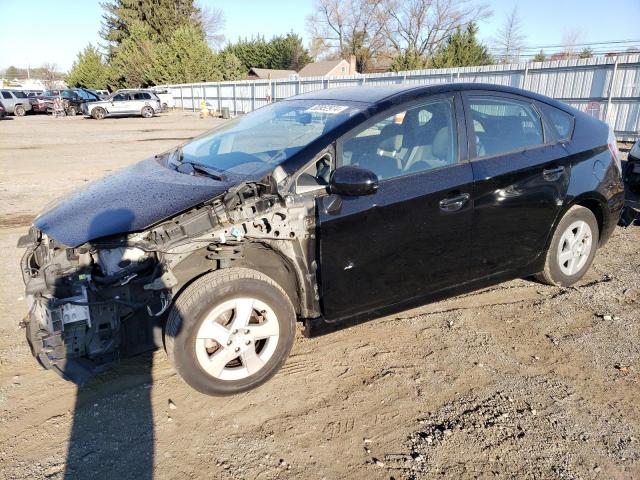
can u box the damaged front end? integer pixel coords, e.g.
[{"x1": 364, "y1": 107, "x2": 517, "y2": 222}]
[
  {"x1": 19, "y1": 227, "x2": 171, "y2": 383},
  {"x1": 19, "y1": 176, "x2": 320, "y2": 384}
]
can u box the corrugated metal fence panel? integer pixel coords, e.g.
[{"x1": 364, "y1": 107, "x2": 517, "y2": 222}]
[{"x1": 161, "y1": 54, "x2": 640, "y2": 140}]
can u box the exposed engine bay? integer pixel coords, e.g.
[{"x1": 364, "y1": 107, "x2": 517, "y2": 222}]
[{"x1": 19, "y1": 175, "x2": 321, "y2": 383}]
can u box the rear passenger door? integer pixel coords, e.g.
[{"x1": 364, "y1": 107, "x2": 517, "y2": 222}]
[{"x1": 463, "y1": 92, "x2": 571, "y2": 277}]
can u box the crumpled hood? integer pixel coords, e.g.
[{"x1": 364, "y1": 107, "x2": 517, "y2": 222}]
[{"x1": 34, "y1": 157, "x2": 235, "y2": 247}]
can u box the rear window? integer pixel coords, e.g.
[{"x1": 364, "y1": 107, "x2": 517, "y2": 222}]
[{"x1": 537, "y1": 103, "x2": 574, "y2": 141}]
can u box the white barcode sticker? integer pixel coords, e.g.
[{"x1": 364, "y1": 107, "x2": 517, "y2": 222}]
[{"x1": 305, "y1": 104, "x2": 349, "y2": 114}]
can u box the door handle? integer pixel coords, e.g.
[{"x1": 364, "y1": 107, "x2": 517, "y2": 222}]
[
  {"x1": 543, "y1": 166, "x2": 565, "y2": 181},
  {"x1": 439, "y1": 193, "x2": 470, "y2": 212}
]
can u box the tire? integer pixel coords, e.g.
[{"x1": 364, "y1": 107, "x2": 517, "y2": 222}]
[
  {"x1": 67, "y1": 105, "x2": 77, "y2": 116},
  {"x1": 161, "y1": 102, "x2": 168, "y2": 113},
  {"x1": 91, "y1": 107, "x2": 106, "y2": 120},
  {"x1": 14, "y1": 105, "x2": 25, "y2": 117},
  {"x1": 141, "y1": 106, "x2": 154, "y2": 118},
  {"x1": 165, "y1": 268, "x2": 296, "y2": 396},
  {"x1": 535, "y1": 205, "x2": 599, "y2": 287}
]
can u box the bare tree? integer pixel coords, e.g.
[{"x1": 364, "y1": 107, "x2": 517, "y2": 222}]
[
  {"x1": 561, "y1": 29, "x2": 584, "y2": 56},
  {"x1": 306, "y1": 0, "x2": 388, "y2": 72},
  {"x1": 197, "y1": 2, "x2": 226, "y2": 49},
  {"x1": 41, "y1": 62, "x2": 60, "y2": 89},
  {"x1": 381, "y1": 0, "x2": 490, "y2": 61},
  {"x1": 494, "y1": 6, "x2": 526, "y2": 63}
]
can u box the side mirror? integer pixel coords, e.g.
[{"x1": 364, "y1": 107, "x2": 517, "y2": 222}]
[{"x1": 330, "y1": 166, "x2": 379, "y2": 196}]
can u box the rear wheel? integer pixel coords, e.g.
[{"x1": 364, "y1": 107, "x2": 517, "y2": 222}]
[
  {"x1": 535, "y1": 205, "x2": 599, "y2": 286},
  {"x1": 165, "y1": 268, "x2": 296, "y2": 396},
  {"x1": 91, "y1": 107, "x2": 106, "y2": 120},
  {"x1": 67, "y1": 105, "x2": 77, "y2": 116},
  {"x1": 141, "y1": 106, "x2": 154, "y2": 118},
  {"x1": 14, "y1": 105, "x2": 25, "y2": 117}
]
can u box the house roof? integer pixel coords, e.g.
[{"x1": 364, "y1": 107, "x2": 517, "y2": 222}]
[
  {"x1": 298, "y1": 59, "x2": 349, "y2": 77},
  {"x1": 248, "y1": 68, "x2": 296, "y2": 79}
]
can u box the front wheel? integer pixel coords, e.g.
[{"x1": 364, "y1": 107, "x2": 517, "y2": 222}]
[
  {"x1": 14, "y1": 105, "x2": 25, "y2": 116},
  {"x1": 91, "y1": 107, "x2": 106, "y2": 120},
  {"x1": 141, "y1": 106, "x2": 154, "y2": 118},
  {"x1": 535, "y1": 205, "x2": 599, "y2": 286},
  {"x1": 165, "y1": 268, "x2": 296, "y2": 396}
]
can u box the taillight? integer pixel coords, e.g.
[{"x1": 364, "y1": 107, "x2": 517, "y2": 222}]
[{"x1": 607, "y1": 128, "x2": 622, "y2": 174}]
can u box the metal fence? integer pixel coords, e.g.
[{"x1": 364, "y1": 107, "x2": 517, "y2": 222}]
[{"x1": 162, "y1": 54, "x2": 640, "y2": 141}]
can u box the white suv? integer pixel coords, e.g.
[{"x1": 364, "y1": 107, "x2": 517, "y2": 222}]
[{"x1": 82, "y1": 90, "x2": 161, "y2": 120}]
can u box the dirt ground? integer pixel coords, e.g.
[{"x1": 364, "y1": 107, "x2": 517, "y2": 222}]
[{"x1": 1, "y1": 112, "x2": 639, "y2": 480}]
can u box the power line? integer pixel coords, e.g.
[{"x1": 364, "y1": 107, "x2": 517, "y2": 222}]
[{"x1": 512, "y1": 39, "x2": 640, "y2": 50}]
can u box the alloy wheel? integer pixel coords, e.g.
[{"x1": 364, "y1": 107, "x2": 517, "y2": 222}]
[
  {"x1": 195, "y1": 297, "x2": 280, "y2": 381},
  {"x1": 556, "y1": 220, "x2": 593, "y2": 276}
]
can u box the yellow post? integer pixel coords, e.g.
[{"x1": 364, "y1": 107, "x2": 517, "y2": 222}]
[{"x1": 199, "y1": 99, "x2": 209, "y2": 118}]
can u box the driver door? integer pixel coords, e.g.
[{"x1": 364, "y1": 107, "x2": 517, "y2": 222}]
[{"x1": 317, "y1": 94, "x2": 474, "y2": 321}]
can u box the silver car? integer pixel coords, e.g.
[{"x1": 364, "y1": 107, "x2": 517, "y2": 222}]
[
  {"x1": 82, "y1": 89, "x2": 161, "y2": 120},
  {"x1": 0, "y1": 89, "x2": 33, "y2": 116}
]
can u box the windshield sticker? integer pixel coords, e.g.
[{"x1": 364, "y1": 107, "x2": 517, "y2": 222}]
[{"x1": 305, "y1": 104, "x2": 349, "y2": 114}]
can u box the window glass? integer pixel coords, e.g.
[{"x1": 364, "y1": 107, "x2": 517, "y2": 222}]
[
  {"x1": 113, "y1": 93, "x2": 128, "y2": 101},
  {"x1": 468, "y1": 96, "x2": 543, "y2": 158},
  {"x1": 537, "y1": 102, "x2": 574, "y2": 141},
  {"x1": 134, "y1": 92, "x2": 152, "y2": 100},
  {"x1": 13, "y1": 91, "x2": 27, "y2": 98},
  {"x1": 340, "y1": 98, "x2": 458, "y2": 180},
  {"x1": 1, "y1": 91, "x2": 11, "y2": 99},
  {"x1": 179, "y1": 100, "x2": 363, "y2": 177},
  {"x1": 296, "y1": 155, "x2": 332, "y2": 192}
]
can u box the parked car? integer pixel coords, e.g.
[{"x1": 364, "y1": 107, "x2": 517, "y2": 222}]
[
  {"x1": 0, "y1": 101, "x2": 6, "y2": 119},
  {"x1": 29, "y1": 89, "x2": 59, "y2": 113},
  {"x1": 25, "y1": 90, "x2": 44, "y2": 97},
  {"x1": 626, "y1": 138, "x2": 640, "y2": 193},
  {"x1": 30, "y1": 88, "x2": 100, "y2": 115},
  {"x1": 94, "y1": 89, "x2": 110, "y2": 99},
  {"x1": 18, "y1": 83, "x2": 624, "y2": 394},
  {"x1": 82, "y1": 89, "x2": 161, "y2": 119},
  {"x1": 0, "y1": 89, "x2": 33, "y2": 116},
  {"x1": 146, "y1": 87, "x2": 173, "y2": 111}
]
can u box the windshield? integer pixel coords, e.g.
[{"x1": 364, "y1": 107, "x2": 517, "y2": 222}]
[{"x1": 179, "y1": 100, "x2": 363, "y2": 176}]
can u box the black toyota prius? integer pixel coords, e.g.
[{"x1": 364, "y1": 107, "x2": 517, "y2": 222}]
[{"x1": 19, "y1": 83, "x2": 625, "y2": 395}]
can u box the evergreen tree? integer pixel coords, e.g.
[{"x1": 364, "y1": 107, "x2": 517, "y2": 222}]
[
  {"x1": 222, "y1": 36, "x2": 272, "y2": 70},
  {"x1": 222, "y1": 33, "x2": 312, "y2": 71},
  {"x1": 101, "y1": 0, "x2": 202, "y2": 48},
  {"x1": 108, "y1": 21, "x2": 156, "y2": 88},
  {"x1": 268, "y1": 33, "x2": 312, "y2": 70},
  {"x1": 430, "y1": 23, "x2": 492, "y2": 68},
  {"x1": 4, "y1": 65, "x2": 19, "y2": 79},
  {"x1": 214, "y1": 51, "x2": 245, "y2": 80},
  {"x1": 532, "y1": 50, "x2": 546, "y2": 62},
  {"x1": 66, "y1": 44, "x2": 111, "y2": 89},
  {"x1": 579, "y1": 48, "x2": 593, "y2": 59},
  {"x1": 150, "y1": 25, "x2": 244, "y2": 84},
  {"x1": 390, "y1": 50, "x2": 425, "y2": 72}
]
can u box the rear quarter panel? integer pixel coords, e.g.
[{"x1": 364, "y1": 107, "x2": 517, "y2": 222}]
[{"x1": 554, "y1": 112, "x2": 624, "y2": 246}]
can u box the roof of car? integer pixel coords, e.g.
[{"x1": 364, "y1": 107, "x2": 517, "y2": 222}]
[{"x1": 286, "y1": 83, "x2": 567, "y2": 109}]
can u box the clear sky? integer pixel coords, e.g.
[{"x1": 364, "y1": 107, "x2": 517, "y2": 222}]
[{"x1": 0, "y1": 0, "x2": 638, "y2": 72}]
